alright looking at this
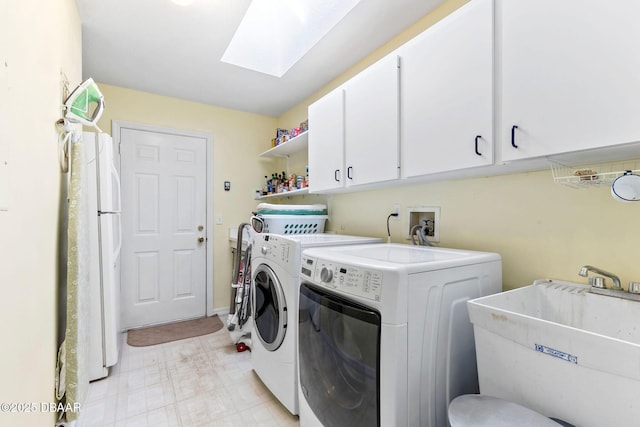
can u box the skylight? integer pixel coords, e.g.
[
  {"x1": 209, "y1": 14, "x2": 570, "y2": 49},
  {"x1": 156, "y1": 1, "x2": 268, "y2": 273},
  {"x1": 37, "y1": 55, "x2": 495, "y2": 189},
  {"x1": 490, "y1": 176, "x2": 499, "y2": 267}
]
[{"x1": 222, "y1": 0, "x2": 361, "y2": 77}]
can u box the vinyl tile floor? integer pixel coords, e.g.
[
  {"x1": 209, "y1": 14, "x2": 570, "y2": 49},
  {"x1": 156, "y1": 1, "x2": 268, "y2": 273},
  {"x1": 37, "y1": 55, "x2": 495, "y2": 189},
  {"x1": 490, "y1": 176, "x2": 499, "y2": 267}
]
[{"x1": 78, "y1": 318, "x2": 300, "y2": 427}]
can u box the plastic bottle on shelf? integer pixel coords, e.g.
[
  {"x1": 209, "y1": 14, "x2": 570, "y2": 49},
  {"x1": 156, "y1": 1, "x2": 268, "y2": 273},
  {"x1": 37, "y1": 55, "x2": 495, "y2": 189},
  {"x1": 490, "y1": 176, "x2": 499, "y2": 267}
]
[
  {"x1": 266, "y1": 175, "x2": 273, "y2": 194},
  {"x1": 305, "y1": 165, "x2": 309, "y2": 187}
]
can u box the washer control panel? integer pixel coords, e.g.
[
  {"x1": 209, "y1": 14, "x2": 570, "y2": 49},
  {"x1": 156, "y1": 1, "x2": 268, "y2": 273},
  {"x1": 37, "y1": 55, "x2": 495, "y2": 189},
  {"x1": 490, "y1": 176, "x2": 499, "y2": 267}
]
[
  {"x1": 255, "y1": 234, "x2": 294, "y2": 267},
  {"x1": 301, "y1": 256, "x2": 383, "y2": 302}
]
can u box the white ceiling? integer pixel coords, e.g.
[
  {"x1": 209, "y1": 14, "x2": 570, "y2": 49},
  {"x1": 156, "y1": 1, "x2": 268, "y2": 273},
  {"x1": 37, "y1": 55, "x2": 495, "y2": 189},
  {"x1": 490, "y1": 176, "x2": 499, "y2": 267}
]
[{"x1": 77, "y1": 0, "x2": 445, "y2": 117}]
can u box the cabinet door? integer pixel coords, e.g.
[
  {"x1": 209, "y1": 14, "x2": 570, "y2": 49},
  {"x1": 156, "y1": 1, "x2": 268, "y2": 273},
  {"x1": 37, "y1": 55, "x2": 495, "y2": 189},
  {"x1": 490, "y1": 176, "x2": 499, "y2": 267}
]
[
  {"x1": 500, "y1": 0, "x2": 640, "y2": 161},
  {"x1": 308, "y1": 87, "x2": 345, "y2": 193},
  {"x1": 402, "y1": 0, "x2": 493, "y2": 178},
  {"x1": 344, "y1": 54, "x2": 400, "y2": 187}
]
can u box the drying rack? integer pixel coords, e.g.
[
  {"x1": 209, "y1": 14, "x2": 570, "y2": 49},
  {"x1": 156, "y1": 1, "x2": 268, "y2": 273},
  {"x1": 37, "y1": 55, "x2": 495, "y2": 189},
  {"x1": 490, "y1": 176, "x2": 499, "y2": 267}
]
[{"x1": 550, "y1": 159, "x2": 640, "y2": 189}]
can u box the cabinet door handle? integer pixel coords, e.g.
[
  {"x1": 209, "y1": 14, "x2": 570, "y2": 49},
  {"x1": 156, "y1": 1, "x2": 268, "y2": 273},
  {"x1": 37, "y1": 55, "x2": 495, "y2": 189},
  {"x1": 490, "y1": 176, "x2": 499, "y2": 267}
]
[
  {"x1": 334, "y1": 169, "x2": 340, "y2": 182},
  {"x1": 511, "y1": 125, "x2": 519, "y2": 148},
  {"x1": 347, "y1": 166, "x2": 353, "y2": 180},
  {"x1": 475, "y1": 135, "x2": 482, "y2": 156}
]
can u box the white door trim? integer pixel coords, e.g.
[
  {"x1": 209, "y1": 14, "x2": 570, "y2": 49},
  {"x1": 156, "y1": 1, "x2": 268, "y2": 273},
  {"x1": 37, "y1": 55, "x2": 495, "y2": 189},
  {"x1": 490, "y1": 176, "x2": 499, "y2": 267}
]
[{"x1": 112, "y1": 120, "x2": 215, "y2": 318}]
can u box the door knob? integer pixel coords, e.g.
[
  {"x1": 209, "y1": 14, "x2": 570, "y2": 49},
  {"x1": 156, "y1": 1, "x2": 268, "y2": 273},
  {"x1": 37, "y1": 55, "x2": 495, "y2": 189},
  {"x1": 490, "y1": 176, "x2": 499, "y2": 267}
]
[{"x1": 198, "y1": 237, "x2": 205, "y2": 243}]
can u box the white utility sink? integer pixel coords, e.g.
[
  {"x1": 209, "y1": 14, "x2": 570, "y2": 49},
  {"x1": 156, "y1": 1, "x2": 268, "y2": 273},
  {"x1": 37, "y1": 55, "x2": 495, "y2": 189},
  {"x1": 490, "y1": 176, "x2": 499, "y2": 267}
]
[{"x1": 468, "y1": 279, "x2": 640, "y2": 427}]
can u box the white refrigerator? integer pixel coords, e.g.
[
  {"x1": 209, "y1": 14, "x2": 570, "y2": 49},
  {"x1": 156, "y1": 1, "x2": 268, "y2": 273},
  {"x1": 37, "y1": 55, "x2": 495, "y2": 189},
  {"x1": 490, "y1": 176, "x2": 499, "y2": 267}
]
[{"x1": 84, "y1": 131, "x2": 122, "y2": 381}]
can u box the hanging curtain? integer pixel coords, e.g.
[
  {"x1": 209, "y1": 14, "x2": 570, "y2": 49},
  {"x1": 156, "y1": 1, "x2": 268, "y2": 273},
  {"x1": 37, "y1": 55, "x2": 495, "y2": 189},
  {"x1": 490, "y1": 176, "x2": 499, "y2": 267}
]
[{"x1": 56, "y1": 140, "x2": 90, "y2": 425}]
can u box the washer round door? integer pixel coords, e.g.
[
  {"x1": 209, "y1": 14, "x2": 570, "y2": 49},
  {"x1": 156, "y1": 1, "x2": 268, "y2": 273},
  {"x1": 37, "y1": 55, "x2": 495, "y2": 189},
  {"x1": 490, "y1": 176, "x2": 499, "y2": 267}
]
[{"x1": 252, "y1": 263, "x2": 287, "y2": 351}]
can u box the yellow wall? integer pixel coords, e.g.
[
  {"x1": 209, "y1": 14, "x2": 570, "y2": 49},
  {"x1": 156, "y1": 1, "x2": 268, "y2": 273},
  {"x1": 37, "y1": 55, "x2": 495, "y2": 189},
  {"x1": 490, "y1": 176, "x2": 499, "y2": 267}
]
[
  {"x1": 280, "y1": 0, "x2": 640, "y2": 289},
  {"x1": 95, "y1": 84, "x2": 277, "y2": 311},
  {"x1": 326, "y1": 169, "x2": 640, "y2": 289},
  {"x1": 0, "y1": 0, "x2": 82, "y2": 426}
]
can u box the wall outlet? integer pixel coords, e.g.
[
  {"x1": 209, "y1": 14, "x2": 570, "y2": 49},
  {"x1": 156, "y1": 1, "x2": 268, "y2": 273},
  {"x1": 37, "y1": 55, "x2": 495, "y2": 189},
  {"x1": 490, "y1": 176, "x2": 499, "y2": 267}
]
[
  {"x1": 407, "y1": 207, "x2": 440, "y2": 242},
  {"x1": 392, "y1": 203, "x2": 401, "y2": 219}
]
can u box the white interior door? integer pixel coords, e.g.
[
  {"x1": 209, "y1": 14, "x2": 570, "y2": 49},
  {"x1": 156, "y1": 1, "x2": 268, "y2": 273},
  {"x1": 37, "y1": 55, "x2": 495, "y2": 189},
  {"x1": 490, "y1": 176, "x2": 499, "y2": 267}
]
[{"x1": 120, "y1": 127, "x2": 208, "y2": 329}]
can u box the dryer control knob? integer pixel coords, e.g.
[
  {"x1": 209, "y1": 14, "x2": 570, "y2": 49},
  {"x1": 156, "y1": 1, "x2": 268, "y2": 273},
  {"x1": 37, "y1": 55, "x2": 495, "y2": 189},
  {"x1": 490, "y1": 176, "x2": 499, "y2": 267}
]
[
  {"x1": 261, "y1": 246, "x2": 269, "y2": 255},
  {"x1": 320, "y1": 267, "x2": 333, "y2": 283}
]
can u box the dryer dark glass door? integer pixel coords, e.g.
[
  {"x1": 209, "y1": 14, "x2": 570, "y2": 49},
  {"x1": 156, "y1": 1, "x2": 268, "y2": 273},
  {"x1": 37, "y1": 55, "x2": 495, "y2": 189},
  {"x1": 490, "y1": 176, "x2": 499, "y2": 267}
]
[
  {"x1": 253, "y1": 263, "x2": 287, "y2": 351},
  {"x1": 298, "y1": 282, "x2": 381, "y2": 427}
]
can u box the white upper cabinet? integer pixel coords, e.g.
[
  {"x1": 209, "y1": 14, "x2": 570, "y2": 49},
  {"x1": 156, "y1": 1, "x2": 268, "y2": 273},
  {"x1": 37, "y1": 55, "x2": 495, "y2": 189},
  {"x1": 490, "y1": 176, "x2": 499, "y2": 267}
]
[
  {"x1": 401, "y1": 0, "x2": 494, "y2": 178},
  {"x1": 309, "y1": 54, "x2": 400, "y2": 193},
  {"x1": 309, "y1": 0, "x2": 640, "y2": 193},
  {"x1": 499, "y1": 0, "x2": 640, "y2": 162},
  {"x1": 343, "y1": 54, "x2": 400, "y2": 187},
  {"x1": 308, "y1": 87, "x2": 345, "y2": 193}
]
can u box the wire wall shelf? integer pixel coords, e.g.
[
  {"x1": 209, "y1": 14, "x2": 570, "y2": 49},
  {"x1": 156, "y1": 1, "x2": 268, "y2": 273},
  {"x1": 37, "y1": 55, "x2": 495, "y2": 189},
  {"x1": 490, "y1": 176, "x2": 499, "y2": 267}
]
[{"x1": 551, "y1": 159, "x2": 640, "y2": 189}]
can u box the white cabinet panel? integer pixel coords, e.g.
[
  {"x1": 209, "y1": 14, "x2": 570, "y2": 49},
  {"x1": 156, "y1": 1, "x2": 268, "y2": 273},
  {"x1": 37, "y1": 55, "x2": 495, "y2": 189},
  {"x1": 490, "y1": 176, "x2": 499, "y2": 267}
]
[
  {"x1": 309, "y1": 54, "x2": 400, "y2": 193},
  {"x1": 401, "y1": 0, "x2": 493, "y2": 178},
  {"x1": 500, "y1": 0, "x2": 640, "y2": 161},
  {"x1": 308, "y1": 87, "x2": 345, "y2": 192},
  {"x1": 344, "y1": 54, "x2": 400, "y2": 187}
]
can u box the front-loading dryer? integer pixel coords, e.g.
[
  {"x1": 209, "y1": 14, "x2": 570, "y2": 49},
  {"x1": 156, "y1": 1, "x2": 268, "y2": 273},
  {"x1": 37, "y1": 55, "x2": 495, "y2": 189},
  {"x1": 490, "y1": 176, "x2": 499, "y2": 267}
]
[
  {"x1": 250, "y1": 233, "x2": 381, "y2": 415},
  {"x1": 297, "y1": 243, "x2": 502, "y2": 427}
]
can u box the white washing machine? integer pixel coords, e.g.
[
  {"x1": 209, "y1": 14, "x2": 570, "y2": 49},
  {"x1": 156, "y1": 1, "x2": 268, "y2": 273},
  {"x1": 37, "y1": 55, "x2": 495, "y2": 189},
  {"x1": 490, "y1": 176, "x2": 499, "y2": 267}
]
[
  {"x1": 250, "y1": 233, "x2": 382, "y2": 415},
  {"x1": 297, "y1": 243, "x2": 502, "y2": 427}
]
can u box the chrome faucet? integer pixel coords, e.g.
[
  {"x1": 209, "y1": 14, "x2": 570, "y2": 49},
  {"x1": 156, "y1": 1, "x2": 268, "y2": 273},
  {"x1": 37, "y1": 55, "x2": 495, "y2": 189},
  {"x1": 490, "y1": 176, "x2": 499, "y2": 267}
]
[{"x1": 578, "y1": 265, "x2": 622, "y2": 289}]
